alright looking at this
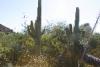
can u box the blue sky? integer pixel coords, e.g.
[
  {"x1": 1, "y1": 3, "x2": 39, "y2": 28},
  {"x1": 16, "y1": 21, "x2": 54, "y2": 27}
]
[{"x1": 0, "y1": 0, "x2": 100, "y2": 32}]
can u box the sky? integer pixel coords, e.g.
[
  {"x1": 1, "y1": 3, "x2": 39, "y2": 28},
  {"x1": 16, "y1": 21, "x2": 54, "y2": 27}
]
[{"x1": 0, "y1": 0, "x2": 100, "y2": 32}]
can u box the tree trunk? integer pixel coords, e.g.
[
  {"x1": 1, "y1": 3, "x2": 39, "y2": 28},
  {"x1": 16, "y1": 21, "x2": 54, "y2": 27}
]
[{"x1": 83, "y1": 54, "x2": 100, "y2": 66}]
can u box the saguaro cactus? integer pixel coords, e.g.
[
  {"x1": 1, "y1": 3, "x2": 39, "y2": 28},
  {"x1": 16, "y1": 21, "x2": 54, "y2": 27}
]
[
  {"x1": 73, "y1": 7, "x2": 100, "y2": 67},
  {"x1": 27, "y1": 0, "x2": 41, "y2": 55},
  {"x1": 64, "y1": 7, "x2": 100, "y2": 67},
  {"x1": 73, "y1": 7, "x2": 80, "y2": 54},
  {"x1": 72, "y1": 7, "x2": 81, "y2": 67},
  {"x1": 64, "y1": 7, "x2": 81, "y2": 67},
  {"x1": 74, "y1": 7, "x2": 80, "y2": 34}
]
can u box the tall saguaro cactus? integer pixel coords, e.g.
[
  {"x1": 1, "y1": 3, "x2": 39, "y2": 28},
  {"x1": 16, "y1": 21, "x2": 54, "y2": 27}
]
[
  {"x1": 72, "y1": 7, "x2": 100, "y2": 67},
  {"x1": 73, "y1": 7, "x2": 82, "y2": 57},
  {"x1": 64, "y1": 7, "x2": 82, "y2": 67},
  {"x1": 64, "y1": 7, "x2": 100, "y2": 67},
  {"x1": 27, "y1": 0, "x2": 41, "y2": 55},
  {"x1": 74, "y1": 7, "x2": 80, "y2": 34},
  {"x1": 35, "y1": 0, "x2": 41, "y2": 46},
  {"x1": 72, "y1": 7, "x2": 81, "y2": 67}
]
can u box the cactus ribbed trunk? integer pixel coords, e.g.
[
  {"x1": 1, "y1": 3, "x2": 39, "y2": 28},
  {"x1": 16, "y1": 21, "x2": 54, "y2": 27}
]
[
  {"x1": 27, "y1": 0, "x2": 41, "y2": 55},
  {"x1": 34, "y1": 0, "x2": 41, "y2": 55},
  {"x1": 72, "y1": 7, "x2": 80, "y2": 67},
  {"x1": 35, "y1": 0, "x2": 41, "y2": 43},
  {"x1": 64, "y1": 7, "x2": 100, "y2": 67},
  {"x1": 74, "y1": 7, "x2": 80, "y2": 45},
  {"x1": 73, "y1": 7, "x2": 100, "y2": 67}
]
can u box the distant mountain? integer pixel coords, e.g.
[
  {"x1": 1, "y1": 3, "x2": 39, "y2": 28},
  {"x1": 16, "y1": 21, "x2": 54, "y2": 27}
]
[{"x1": 0, "y1": 24, "x2": 13, "y2": 33}]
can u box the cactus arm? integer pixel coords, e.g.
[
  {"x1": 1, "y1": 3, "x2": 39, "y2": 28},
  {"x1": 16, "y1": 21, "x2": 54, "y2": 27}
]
[
  {"x1": 27, "y1": 21, "x2": 36, "y2": 38},
  {"x1": 30, "y1": 20, "x2": 35, "y2": 33},
  {"x1": 27, "y1": 25, "x2": 32, "y2": 36},
  {"x1": 69, "y1": 24, "x2": 72, "y2": 34}
]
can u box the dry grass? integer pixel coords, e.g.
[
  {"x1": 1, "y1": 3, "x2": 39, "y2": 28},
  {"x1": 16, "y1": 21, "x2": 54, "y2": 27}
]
[{"x1": 15, "y1": 51, "x2": 56, "y2": 67}]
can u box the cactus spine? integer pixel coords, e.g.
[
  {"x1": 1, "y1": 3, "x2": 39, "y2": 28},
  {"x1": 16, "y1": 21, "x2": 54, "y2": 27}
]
[{"x1": 28, "y1": 0, "x2": 41, "y2": 55}]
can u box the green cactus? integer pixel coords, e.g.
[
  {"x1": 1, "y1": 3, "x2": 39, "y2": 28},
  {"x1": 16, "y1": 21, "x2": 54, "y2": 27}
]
[
  {"x1": 74, "y1": 7, "x2": 79, "y2": 32},
  {"x1": 65, "y1": 7, "x2": 80, "y2": 55},
  {"x1": 65, "y1": 7, "x2": 100, "y2": 67},
  {"x1": 74, "y1": 7, "x2": 80, "y2": 42},
  {"x1": 66, "y1": 7, "x2": 81, "y2": 67},
  {"x1": 27, "y1": 0, "x2": 41, "y2": 55},
  {"x1": 73, "y1": 7, "x2": 81, "y2": 55},
  {"x1": 28, "y1": 21, "x2": 35, "y2": 38},
  {"x1": 69, "y1": 24, "x2": 72, "y2": 34},
  {"x1": 73, "y1": 7, "x2": 85, "y2": 67},
  {"x1": 72, "y1": 7, "x2": 80, "y2": 67}
]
